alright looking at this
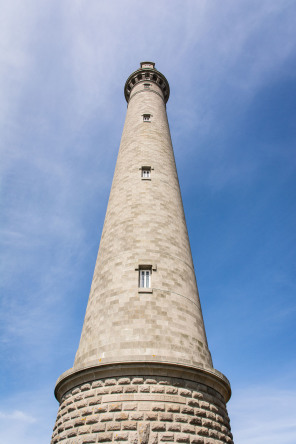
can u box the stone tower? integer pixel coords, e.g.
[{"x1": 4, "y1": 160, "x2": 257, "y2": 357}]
[{"x1": 51, "y1": 62, "x2": 234, "y2": 444}]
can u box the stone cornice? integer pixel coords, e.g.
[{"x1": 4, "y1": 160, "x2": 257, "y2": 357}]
[
  {"x1": 55, "y1": 361, "x2": 231, "y2": 404},
  {"x1": 124, "y1": 63, "x2": 170, "y2": 104}
]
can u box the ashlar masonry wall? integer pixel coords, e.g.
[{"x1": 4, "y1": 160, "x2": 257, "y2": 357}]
[{"x1": 52, "y1": 375, "x2": 233, "y2": 444}]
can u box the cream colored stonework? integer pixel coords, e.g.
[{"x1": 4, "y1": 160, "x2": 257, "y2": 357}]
[
  {"x1": 51, "y1": 63, "x2": 233, "y2": 444},
  {"x1": 74, "y1": 73, "x2": 212, "y2": 371}
]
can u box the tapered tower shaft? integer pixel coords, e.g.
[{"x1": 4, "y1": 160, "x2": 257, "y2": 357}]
[
  {"x1": 74, "y1": 62, "x2": 212, "y2": 371},
  {"x1": 51, "y1": 62, "x2": 234, "y2": 444}
]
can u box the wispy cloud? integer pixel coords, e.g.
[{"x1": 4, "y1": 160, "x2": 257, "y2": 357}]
[
  {"x1": 0, "y1": 410, "x2": 36, "y2": 423},
  {"x1": 229, "y1": 386, "x2": 296, "y2": 444},
  {"x1": 1, "y1": 1, "x2": 296, "y2": 443},
  {"x1": 0, "y1": 390, "x2": 56, "y2": 444}
]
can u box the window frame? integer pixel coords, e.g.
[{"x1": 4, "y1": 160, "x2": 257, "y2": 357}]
[
  {"x1": 141, "y1": 168, "x2": 151, "y2": 179},
  {"x1": 139, "y1": 268, "x2": 151, "y2": 289},
  {"x1": 143, "y1": 114, "x2": 151, "y2": 122},
  {"x1": 135, "y1": 263, "x2": 156, "y2": 293},
  {"x1": 140, "y1": 166, "x2": 152, "y2": 180}
]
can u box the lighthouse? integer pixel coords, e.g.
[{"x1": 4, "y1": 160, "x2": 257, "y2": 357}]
[{"x1": 51, "y1": 62, "x2": 233, "y2": 444}]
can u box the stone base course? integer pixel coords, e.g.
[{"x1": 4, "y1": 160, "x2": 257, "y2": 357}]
[{"x1": 51, "y1": 375, "x2": 233, "y2": 444}]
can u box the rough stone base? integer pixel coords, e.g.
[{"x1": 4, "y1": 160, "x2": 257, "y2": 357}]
[{"x1": 51, "y1": 374, "x2": 233, "y2": 444}]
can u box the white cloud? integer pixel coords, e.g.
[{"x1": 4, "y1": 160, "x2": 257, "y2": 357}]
[
  {"x1": 229, "y1": 386, "x2": 296, "y2": 444},
  {"x1": 1, "y1": 2, "x2": 296, "y2": 442},
  {"x1": 0, "y1": 390, "x2": 56, "y2": 444},
  {"x1": 0, "y1": 410, "x2": 36, "y2": 423}
]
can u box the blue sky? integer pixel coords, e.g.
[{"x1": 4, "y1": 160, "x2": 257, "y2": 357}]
[{"x1": 1, "y1": 1, "x2": 295, "y2": 442}]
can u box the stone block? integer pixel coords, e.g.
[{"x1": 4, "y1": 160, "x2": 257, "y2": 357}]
[
  {"x1": 160, "y1": 432, "x2": 174, "y2": 441},
  {"x1": 92, "y1": 423, "x2": 106, "y2": 433},
  {"x1": 189, "y1": 416, "x2": 202, "y2": 426},
  {"x1": 159, "y1": 412, "x2": 173, "y2": 422},
  {"x1": 80, "y1": 435, "x2": 96, "y2": 443},
  {"x1": 192, "y1": 392, "x2": 203, "y2": 400},
  {"x1": 176, "y1": 433, "x2": 190, "y2": 443},
  {"x1": 144, "y1": 412, "x2": 158, "y2": 421},
  {"x1": 181, "y1": 424, "x2": 195, "y2": 434},
  {"x1": 77, "y1": 400, "x2": 87, "y2": 409},
  {"x1": 129, "y1": 431, "x2": 139, "y2": 444},
  {"x1": 97, "y1": 432, "x2": 113, "y2": 442},
  {"x1": 89, "y1": 396, "x2": 102, "y2": 406},
  {"x1": 202, "y1": 418, "x2": 212, "y2": 428},
  {"x1": 110, "y1": 386, "x2": 123, "y2": 394},
  {"x1": 179, "y1": 389, "x2": 191, "y2": 398},
  {"x1": 195, "y1": 408, "x2": 207, "y2": 418},
  {"x1": 152, "y1": 403, "x2": 165, "y2": 412},
  {"x1": 131, "y1": 378, "x2": 143, "y2": 384},
  {"x1": 151, "y1": 386, "x2": 165, "y2": 393},
  {"x1": 86, "y1": 416, "x2": 98, "y2": 425},
  {"x1": 109, "y1": 403, "x2": 122, "y2": 412},
  {"x1": 84, "y1": 389, "x2": 97, "y2": 399},
  {"x1": 81, "y1": 407, "x2": 93, "y2": 416},
  {"x1": 206, "y1": 411, "x2": 216, "y2": 421},
  {"x1": 124, "y1": 385, "x2": 138, "y2": 393},
  {"x1": 78, "y1": 425, "x2": 91, "y2": 435},
  {"x1": 122, "y1": 421, "x2": 137, "y2": 430},
  {"x1": 100, "y1": 413, "x2": 114, "y2": 422},
  {"x1": 145, "y1": 379, "x2": 157, "y2": 384},
  {"x1": 210, "y1": 405, "x2": 218, "y2": 414},
  {"x1": 139, "y1": 402, "x2": 151, "y2": 411},
  {"x1": 74, "y1": 419, "x2": 85, "y2": 427},
  {"x1": 64, "y1": 420, "x2": 73, "y2": 430},
  {"x1": 167, "y1": 404, "x2": 180, "y2": 413},
  {"x1": 198, "y1": 427, "x2": 209, "y2": 436},
  {"x1": 139, "y1": 385, "x2": 150, "y2": 393},
  {"x1": 167, "y1": 423, "x2": 181, "y2": 432},
  {"x1": 94, "y1": 405, "x2": 108, "y2": 414},
  {"x1": 209, "y1": 429, "x2": 218, "y2": 439},
  {"x1": 138, "y1": 422, "x2": 150, "y2": 443},
  {"x1": 105, "y1": 379, "x2": 117, "y2": 386},
  {"x1": 151, "y1": 422, "x2": 166, "y2": 432},
  {"x1": 166, "y1": 387, "x2": 178, "y2": 395},
  {"x1": 118, "y1": 378, "x2": 131, "y2": 385},
  {"x1": 130, "y1": 412, "x2": 144, "y2": 421},
  {"x1": 181, "y1": 406, "x2": 194, "y2": 416},
  {"x1": 123, "y1": 403, "x2": 137, "y2": 411},
  {"x1": 67, "y1": 429, "x2": 77, "y2": 438},
  {"x1": 187, "y1": 399, "x2": 199, "y2": 408},
  {"x1": 97, "y1": 387, "x2": 110, "y2": 395},
  {"x1": 190, "y1": 438, "x2": 204, "y2": 444},
  {"x1": 106, "y1": 421, "x2": 121, "y2": 431},
  {"x1": 113, "y1": 432, "x2": 128, "y2": 441},
  {"x1": 114, "y1": 412, "x2": 129, "y2": 421},
  {"x1": 92, "y1": 381, "x2": 104, "y2": 388},
  {"x1": 200, "y1": 402, "x2": 210, "y2": 410},
  {"x1": 175, "y1": 414, "x2": 188, "y2": 423}
]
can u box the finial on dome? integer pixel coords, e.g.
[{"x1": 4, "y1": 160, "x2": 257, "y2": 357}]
[{"x1": 140, "y1": 61, "x2": 155, "y2": 69}]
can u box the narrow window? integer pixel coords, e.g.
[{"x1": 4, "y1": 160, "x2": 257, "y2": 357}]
[
  {"x1": 141, "y1": 166, "x2": 151, "y2": 179},
  {"x1": 142, "y1": 169, "x2": 150, "y2": 178},
  {"x1": 144, "y1": 83, "x2": 151, "y2": 89},
  {"x1": 139, "y1": 269, "x2": 151, "y2": 288},
  {"x1": 143, "y1": 114, "x2": 151, "y2": 122}
]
